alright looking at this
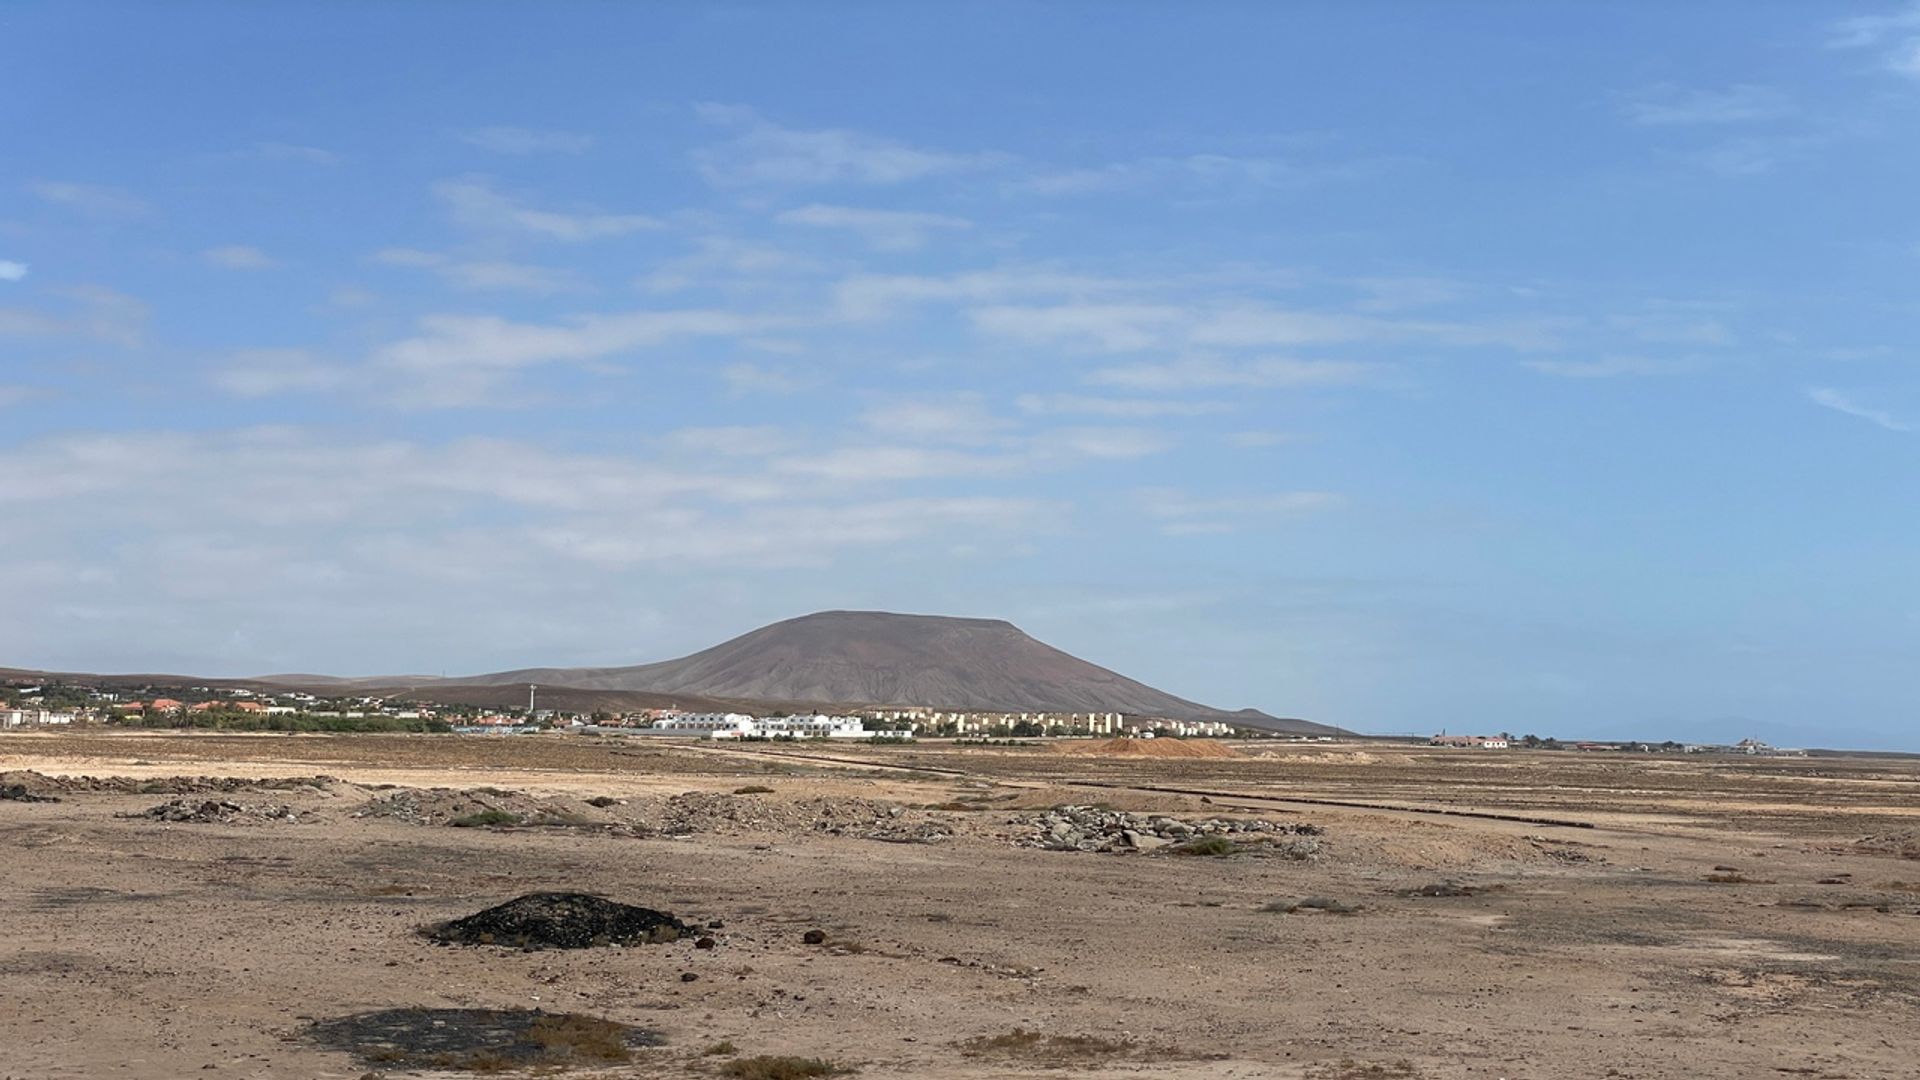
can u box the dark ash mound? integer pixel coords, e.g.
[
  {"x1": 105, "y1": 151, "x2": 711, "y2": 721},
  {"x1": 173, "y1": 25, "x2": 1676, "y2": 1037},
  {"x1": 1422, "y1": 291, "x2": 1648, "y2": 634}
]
[
  {"x1": 424, "y1": 892, "x2": 689, "y2": 949},
  {"x1": 308, "y1": 1006, "x2": 657, "y2": 1070}
]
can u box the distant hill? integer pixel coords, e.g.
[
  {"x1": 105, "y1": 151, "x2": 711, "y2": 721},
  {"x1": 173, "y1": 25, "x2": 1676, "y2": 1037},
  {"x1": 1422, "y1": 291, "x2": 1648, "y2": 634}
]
[
  {"x1": 5, "y1": 611, "x2": 1342, "y2": 735},
  {"x1": 443, "y1": 610, "x2": 1340, "y2": 734}
]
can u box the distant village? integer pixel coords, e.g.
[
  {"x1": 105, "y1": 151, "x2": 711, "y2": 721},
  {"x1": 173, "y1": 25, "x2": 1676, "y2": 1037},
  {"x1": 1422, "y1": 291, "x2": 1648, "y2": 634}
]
[
  {"x1": 0, "y1": 680, "x2": 1246, "y2": 741},
  {"x1": 0, "y1": 678, "x2": 1825, "y2": 755},
  {"x1": 1428, "y1": 732, "x2": 1809, "y2": 757}
]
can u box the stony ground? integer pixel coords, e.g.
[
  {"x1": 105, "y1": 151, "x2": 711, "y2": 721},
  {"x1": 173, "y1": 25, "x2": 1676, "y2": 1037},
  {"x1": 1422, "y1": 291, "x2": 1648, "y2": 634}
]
[{"x1": 2, "y1": 731, "x2": 1918, "y2": 1079}]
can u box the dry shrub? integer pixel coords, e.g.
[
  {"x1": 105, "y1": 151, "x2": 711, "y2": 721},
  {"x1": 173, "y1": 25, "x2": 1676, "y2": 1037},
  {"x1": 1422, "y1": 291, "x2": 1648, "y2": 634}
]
[
  {"x1": 961, "y1": 1028, "x2": 1131, "y2": 1063},
  {"x1": 1307, "y1": 1060, "x2": 1418, "y2": 1080},
  {"x1": 1171, "y1": 836, "x2": 1239, "y2": 857},
  {"x1": 720, "y1": 1055, "x2": 850, "y2": 1079},
  {"x1": 523, "y1": 1013, "x2": 631, "y2": 1064}
]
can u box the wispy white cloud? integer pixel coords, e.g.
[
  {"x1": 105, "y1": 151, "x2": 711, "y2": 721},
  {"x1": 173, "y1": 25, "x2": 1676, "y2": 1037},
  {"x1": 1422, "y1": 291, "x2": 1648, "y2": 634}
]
[
  {"x1": 832, "y1": 268, "x2": 1124, "y2": 321},
  {"x1": 1348, "y1": 275, "x2": 1470, "y2": 312},
  {"x1": 971, "y1": 303, "x2": 1188, "y2": 351},
  {"x1": 204, "y1": 245, "x2": 276, "y2": 270},
  {"x1": 1830, "y1": 5, "x2": 1920, "y2": 48},
  {"x1": 775, "y1": 203, "x2": 971, "y2": 250},
  {"x1": 1829, "y1": 5, "x2": 1920, "y2": 78},
  {"x1": 637, "y1": 236, "x2": 828, "y2": 293},
  {"x1": 720, "y1": 362, "x2": 815, "y2": 396},
  {"x1": 771, "y1": 424, "x2": 1167, "y2": 484},
  {"x1": 0, "y1": 261, "x2": 26, "y2": 282},
  {"x1": 0, "y1": 427, "x2": 1065, "y2": 584},
  {"x1": 1609, "y1": 310, "x2": 1733, "y2": 347},
  {"x1": 1137, "y1": 486, "x2": 1341, "y2": 536},
  {"x1": 460, "y1": 126, "x2": 596, "y2": 154},
  {"x1": 359, "y1": 307, "x2": 786, "y2": 407},
  {"x1": 28, "y1": 181, "x2": 149, "y2": 219},
  {"x1": 1022, "y1": 153, "x2": 1323, "y2": 196},
  {"x1": 374, "y1": 309, "x2": 778, "y2": 375},
  {"x1": 1014, "y1": 393, "x2": 1235, "y2": 418},
  {"x1": 1807, "y1": 386, "x2": 1911, "y2": 431},
  {"x1": 1223, "y1": 430, "x2": 1297, "y2": 449},
  {"x1": 0, "y1": 285, "x2": 147, "y2": 346},
  {"x1": 245, "y1": 141, "x2": 340, "y2": 165},
  {"x1": 1691, "y1": 134, "x2": 1822, "y2": 177},
  {"x1": 372, "y1": 247, "x2": 580, "y2": 293},
  {"x1": 211, "y1": 349, "x2": 352, "y2": 397},
  {"x1": 973, "y1": 299, "x2": 1562, "y2": 354},
  {"x1": 1623, "y1": 84, "x2": 1790, "y2": 125},
  {"x1": 692, "y1": 104, "x2": 1004, "y2": 186},
  {"x1": 212, "y1": 301, "x2": 791, "y2": 408},
  {"x1": 433, "y1": 178, "x2": 663, "y2": 241},
  {"x1": 1087, "y1": 356, "x2": 1388, "y2": 391},
  {"x1": 859, "y1": 392, "x2": 1008, "y2": 443},
  {"x1": 1523, "y1": 356, "x2": 1697, "y2": 378},
  {"x1": 0, "y1": 384, "x2": 43, "y2": 408}
]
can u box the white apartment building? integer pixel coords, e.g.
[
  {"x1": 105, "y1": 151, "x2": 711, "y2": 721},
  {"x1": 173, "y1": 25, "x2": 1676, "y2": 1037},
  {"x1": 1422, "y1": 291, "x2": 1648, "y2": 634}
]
[
  {"x1": 641, "y1": 712, "x2": 883, "y2": 740},
  {"x1": 1, "y1": 709, "x2": 77, "y2": 728}
]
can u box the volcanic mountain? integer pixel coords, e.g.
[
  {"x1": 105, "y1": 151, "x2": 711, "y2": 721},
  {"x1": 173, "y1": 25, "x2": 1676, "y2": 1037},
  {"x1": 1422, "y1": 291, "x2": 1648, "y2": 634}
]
[{"x1": 445, "y1": 610, "x2": 1335, "y2": 734}]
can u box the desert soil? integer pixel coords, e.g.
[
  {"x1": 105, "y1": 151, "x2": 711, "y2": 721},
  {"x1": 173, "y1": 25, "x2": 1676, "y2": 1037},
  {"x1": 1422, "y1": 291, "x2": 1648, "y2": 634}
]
[{"x1": 3, "y1": 730, "x2": 1918, "y2": 1079}]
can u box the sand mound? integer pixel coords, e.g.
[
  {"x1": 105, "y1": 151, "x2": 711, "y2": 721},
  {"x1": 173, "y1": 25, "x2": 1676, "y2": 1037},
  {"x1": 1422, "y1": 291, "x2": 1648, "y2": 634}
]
[{"x1": 1052, "y1": 738, "x2": 1236, "y2": 759}]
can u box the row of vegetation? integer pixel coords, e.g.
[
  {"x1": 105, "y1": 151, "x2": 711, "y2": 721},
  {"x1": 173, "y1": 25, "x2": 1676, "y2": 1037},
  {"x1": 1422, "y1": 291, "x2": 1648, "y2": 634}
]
[{"x1": 115, "y1": 711, "x2": 450, "y2": 734}]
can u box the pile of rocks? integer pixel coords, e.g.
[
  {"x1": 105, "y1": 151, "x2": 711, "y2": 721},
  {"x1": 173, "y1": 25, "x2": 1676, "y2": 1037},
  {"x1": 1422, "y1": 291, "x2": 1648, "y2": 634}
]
[
  {"x1": 352, "y1": 787, "x2": 606, "y2": 829},
  {"x1": 653, "y1": 792, "x2": 951, "y2": 843},
  {"x1": 423, "y1": 892, "x2": 691, "y2": 950},
  {"x1": 1, "y1": 770, "x2": 334, "y2": 798},
  {"x1": 1853, "y1": 832, "x2": 1920, "y2": 860},
  {"x1": 0, "y1": 781, "x2": 59, "y2": 803},
  {"x1": 130, "y1": 798, "x2": 301, "y2": 824},
  {"x1": 1010, "y1": 806, "x2": 1322, "y2": 856}
]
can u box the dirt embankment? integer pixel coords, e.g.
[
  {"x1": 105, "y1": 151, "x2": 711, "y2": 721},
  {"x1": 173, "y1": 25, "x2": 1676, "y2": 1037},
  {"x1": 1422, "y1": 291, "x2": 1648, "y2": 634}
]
[{"x1": 1050, "y1": 738, "x2": 1236, "y2": 759}]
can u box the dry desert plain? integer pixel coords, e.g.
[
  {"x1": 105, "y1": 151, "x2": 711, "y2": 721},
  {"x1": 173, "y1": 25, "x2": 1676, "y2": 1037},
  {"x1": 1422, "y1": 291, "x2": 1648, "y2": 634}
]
[{"x1": 3, "y1": 731, "x2": 1920, "y2": 1080}]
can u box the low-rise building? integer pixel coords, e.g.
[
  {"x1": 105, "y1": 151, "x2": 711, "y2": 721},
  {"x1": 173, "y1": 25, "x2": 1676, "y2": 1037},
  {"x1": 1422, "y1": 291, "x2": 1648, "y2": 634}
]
[
  {"x1": 1, "y1": 708, "x2": 78, "y2": 727},
  {"x1": 1430, "y1": 734, "x2": 1509, "y2": 749},
  {"x1": 637, "y1": 711, "x2": 892, "y2": 740}
]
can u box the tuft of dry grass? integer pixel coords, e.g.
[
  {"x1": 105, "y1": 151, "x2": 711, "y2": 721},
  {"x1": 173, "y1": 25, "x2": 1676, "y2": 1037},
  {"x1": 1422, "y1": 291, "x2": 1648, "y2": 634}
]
[
  {"x1": 703, "y1": 1040, "x2": 739, "y2": 1056},
  {"x1": 719, "y1": 1055, "x2": 850, "y2": 1079},
  {"x1": 1307, "y1": 1059, "x2": 1419, "y2": 1079},
  {"x1": 733, "y1": 785, "x2": 775, "y2": 795},
  {"x1": 961, "y1": 1028, "x2": 1132, "y2": 1063},
  {"x1": 523, "y1": 1012, "x2": 631, "y2": 1064},
  {"x1": 1170, "y1": 836, "x2": 1239, "y2": 857}
]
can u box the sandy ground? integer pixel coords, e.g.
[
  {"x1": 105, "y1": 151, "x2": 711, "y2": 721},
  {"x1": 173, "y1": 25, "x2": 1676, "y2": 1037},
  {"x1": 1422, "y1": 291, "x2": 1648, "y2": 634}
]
[{"x1": 3, "y1": 731, "x2": 1919, "y2": 1079}]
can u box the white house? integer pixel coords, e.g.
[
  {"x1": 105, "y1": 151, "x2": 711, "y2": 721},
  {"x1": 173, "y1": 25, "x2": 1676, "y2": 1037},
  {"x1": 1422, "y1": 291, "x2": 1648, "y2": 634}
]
[{"x1": 1, "y1": 709, "x2": 77, "y2": 728}]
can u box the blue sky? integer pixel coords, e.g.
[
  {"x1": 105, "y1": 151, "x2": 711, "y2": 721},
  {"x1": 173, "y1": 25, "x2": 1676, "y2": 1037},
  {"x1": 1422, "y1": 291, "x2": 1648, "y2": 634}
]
[{"x1": 4, "y1": 3, "x2": 1918, "y2": 748}]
